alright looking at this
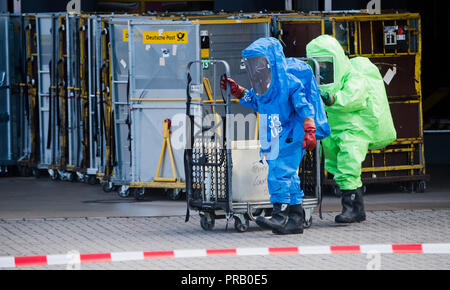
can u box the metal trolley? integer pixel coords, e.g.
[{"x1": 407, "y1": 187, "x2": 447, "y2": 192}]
[{"x1": 184, "y1": 59, "x2": 323, "y2": 232}]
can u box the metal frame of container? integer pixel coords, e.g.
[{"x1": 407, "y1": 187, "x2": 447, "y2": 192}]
[
  {"x1": 275, "y1": 12, "x2": 428, "y2": 191},
  {"x1": 86, "y1": 15, "x2": 108, "y2": 185},
  {"x1": 65, "y1": 14, "x2": 83, "y2": 181},
  {"x1": 35, "y1": 14, "x2": 56, "y2": 172},
  {"x1": 84, "y1": 15, "x2": 145, "y2": 189},
  {"x1": 62, "y1": 14, "x2": 98, "y2": 184},
  {"x1": 108, "y1": 17, "x2": 133, "y2": 195},
  {"x1": 0, "y1": 14, "x2": 22, "y2": 174},
  {"x1": 115, "y1": 19, "x2": 200, "y2": 199},
  {"x1": 121, "y1": 17, "x2": 271, "y2": 199},
  {"x1": 16, "y1": 14, "x2": 40, "y2": 176}
]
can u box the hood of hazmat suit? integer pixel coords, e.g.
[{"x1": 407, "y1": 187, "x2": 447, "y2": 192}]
[
  {"x1": 350, "y1": 56, "x2": 397, "y2": 149},
  {"x1": 239, "y1": 37, "x2": 330, "y2": 205},
  {"x1": 306, "y1": 35, "x2": 396, "y2": 190}
]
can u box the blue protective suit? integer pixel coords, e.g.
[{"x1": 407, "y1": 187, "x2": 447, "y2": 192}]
[{"x1": 239, "y1": 37, "x2": 330, "y2": 205}]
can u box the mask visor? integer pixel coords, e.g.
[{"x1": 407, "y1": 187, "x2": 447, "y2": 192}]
[
  {"x1": 313, "y1": 56, "x2": 335, "y2": 85},
  {"x1": 244, "y1": 57, "x2": 271, "y2": 96}
]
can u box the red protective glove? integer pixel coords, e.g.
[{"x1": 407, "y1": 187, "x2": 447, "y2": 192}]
[
  {"x1": 220, "y1": 77, "x2": 246, "y2": 98},
  {"x1": 302, "y1": 121, "x2": 317, "y2": 150}
]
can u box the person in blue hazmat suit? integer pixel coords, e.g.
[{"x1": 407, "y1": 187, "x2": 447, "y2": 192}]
[{"x1": 221, "y1": 37, "x2": 331, "y2": 235}]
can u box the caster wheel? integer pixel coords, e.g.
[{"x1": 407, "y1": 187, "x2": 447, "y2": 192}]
[
  {"x1": 332, "y1": 186, "x2": 341, "y2": 197},
  {"x1": 399, "y1": 183, "x2": 409, "y2": 193},
  {"x1": 234, "y1": 217, "x2": 250, "y2": 233},
  {"x1": 304, "y1": 217, "x2": 313, "y2": 229},
  {"x1": 50, "y1": 171, "x2": 58, "y2": 181},
  {"x1": 118, "y1": 186, "x2": 130, "y2": 198},
  {"x1": 87, "y1": 175, "x2": 97, "y2": 185},
  {"x1": 102, "y1": 181, "x2": 114, "y2": 193},
  {"x1": 32, "y1": 168, "x2": 40, "y2": 178},
  {"x1": 200, "y1": 214, "x2": 215, "y2": 231},
  {"x1": 67, "y1": 173, "x2": 75, "y2": 182},
  {"x1": 417, "y1": 181, "x2": 426, "y2": 193},
  {"x1": 168, "y1": 189, "x2": 182, "y2": 200},
  {"x1": 18, "y1": 166, "x2": 31, "y2": 177},
  {"x1": 408, "y1": 182, "x2": 416, "y2": 193},
  {"x1": 133, "y1": 188, "x2": 145, "y2": 200}
]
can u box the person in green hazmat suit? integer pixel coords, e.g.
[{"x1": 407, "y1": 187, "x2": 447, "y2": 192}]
[{"x1": 306, "y1": 35, "x2": 397, "y2": 223}]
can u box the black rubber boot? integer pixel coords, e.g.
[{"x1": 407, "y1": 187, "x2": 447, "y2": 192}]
[
  {"x1": 255, "y1": 203, "x2": 290, "y2": 231},
  {"x1": 335, "y1": 190, "x2": 358, "y2": 223},
  {"x1": 353, "y1": 187, "x2": 366, "y2": 222},
  {"x1": 272, "y1": 204, "x2": 305, "y2": 235}
]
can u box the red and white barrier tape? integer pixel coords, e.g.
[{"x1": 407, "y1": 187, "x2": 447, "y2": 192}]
[{"x1": 1, "y1": 243, "x2": 449, "y2": 268}]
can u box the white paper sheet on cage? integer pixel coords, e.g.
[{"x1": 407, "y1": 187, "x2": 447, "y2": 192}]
[
  {"x1": 383, "y1": 67, "x2": 397, "y2": 85},
  {"x1": 120, "y1": 59, "x2": 127, "y2": 69}
]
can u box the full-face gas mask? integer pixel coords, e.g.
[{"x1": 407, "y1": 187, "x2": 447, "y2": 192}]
[
  {"x1": 244, "y1": 56, "x2": 272, "y2": 96},
  {"x1": 312, "y1": 56, "x2": 335, "y2": 86}
]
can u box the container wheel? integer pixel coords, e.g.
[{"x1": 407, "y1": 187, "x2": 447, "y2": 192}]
[
  {"x1": 87, "y1": 175, "x2": 97, "y2": 185},
  {"x1": 133, "y1": 188, "x2": 145, "y2": 200},
  {"x1": 304, "y1": 217, "x2": 313, "y2": 229},
  {"x1": 102, "y1": 181, "x2": 114, "y2": 193},
  {"x1": 32, "y1": 168, "x2": 40, "y2": 179},
  {"x1": 50, "y1": 171, "x2": 58, "y2": 181},
  {"x1": 417, "y1": 181, "x2": 427, "y2": 193},
  {"x1": 362, "y1": 185, "x2": 367, "y2": 193},
  {"x1": 118, "y1": 186, "x2": 130, "y2": 198},
  {"x1": 18, "y1": 166, "x2": 31, "y2": 177},
  {"x1": 67, "y1": 172, "x2": 75, "y2": 182},
  {"x1": 200, "y1": 214, "x2": 215, "y2": 231},
  {"x1": 332, "y1": 186, "x2": 341, "y2": 197},
  {"x1": 234, "y1": 217, "x2": 250, "y2": 233},
  {"x1": 168, "y1": 188, "x2": 182, "y2": 200}
]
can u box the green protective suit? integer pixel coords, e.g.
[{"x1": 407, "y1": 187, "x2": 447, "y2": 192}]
[{"x1": 306, "y1": 35, "x2": 396, "y2": 190}]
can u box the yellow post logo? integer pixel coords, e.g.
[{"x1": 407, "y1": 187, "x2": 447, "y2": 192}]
[
  {"x1": 143, "y1": 31, "x2": 188, "y2": 44},
  {"x1": 123, "y1": 29, "x2": 128, "y2": 42}
]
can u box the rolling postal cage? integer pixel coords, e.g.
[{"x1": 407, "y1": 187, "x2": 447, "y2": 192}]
[
  {"x1": 184, "y1": 58, "x2": 323, "y2": 232},
  {"x1": 275, "y1": 12, "x2": 428, "y2": 193}
]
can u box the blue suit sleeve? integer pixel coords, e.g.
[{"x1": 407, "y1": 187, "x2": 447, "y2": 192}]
[
  {"x1": 290, "y1": 79, "x2": 315, "y2": 120},
  {"x1": 239, "y1": 89, "x2": 258, "y2": 111}
]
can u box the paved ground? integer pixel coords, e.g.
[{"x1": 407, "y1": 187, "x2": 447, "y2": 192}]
[
  {"x1": 1, "y1": 171, "x2": 449, "y2": 219},
  {"x1": 0, "y1": 209, "x2": 449, "y2": 270},
  {"x1": 0, "y1": 165, "x2": 449, "y2": 270}
]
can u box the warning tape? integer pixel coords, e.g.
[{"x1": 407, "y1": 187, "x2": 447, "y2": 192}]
[{"x1": 0, "y1": 243, "x2": 449, "y2": 268}]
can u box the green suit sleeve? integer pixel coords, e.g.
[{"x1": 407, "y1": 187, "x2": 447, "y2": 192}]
[{"x1": 332, "y1": 71, "x2": 368, "y2": 113}]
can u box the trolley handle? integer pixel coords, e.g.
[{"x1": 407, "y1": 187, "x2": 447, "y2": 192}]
[{"x1": 186, "y1": 59, "x2": 232, "y2": 106}]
